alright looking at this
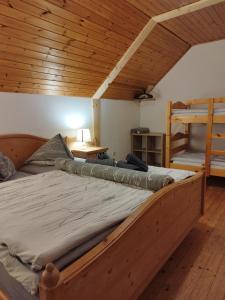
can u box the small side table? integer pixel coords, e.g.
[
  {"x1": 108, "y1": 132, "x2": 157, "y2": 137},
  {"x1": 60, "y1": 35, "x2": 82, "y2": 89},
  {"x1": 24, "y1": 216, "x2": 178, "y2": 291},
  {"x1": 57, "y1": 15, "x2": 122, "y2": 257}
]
[{"x1": 71, "y1": 146, "x2": 108, "y2": 159}]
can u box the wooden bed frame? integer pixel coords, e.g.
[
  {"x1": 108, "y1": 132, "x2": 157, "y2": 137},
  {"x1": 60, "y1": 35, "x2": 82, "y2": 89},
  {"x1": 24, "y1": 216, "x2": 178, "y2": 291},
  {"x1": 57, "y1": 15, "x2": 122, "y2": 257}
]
[
  {"x1": 0, "y1": 134, "x2": 205, "y2": 300},
  {"x1": 0, "y1": 134, "x2": 48, "y2": 169},
  {"x1": 166, "y1": 97, "x2": 225, "y2": 177}
]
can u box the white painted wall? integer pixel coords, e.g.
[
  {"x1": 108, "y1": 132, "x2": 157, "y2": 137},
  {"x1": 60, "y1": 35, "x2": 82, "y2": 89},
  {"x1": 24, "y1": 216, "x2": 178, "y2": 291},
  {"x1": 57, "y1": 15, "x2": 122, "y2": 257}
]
[
  {"x1": 101, "y1": 99, "x2": 140, "y2": 160},
  {"x1": 0, "y1": 92, "x2": 139, "y2": 160},
  {"x1": 0, "y1": 92, "x2": 91, "y2": 137},
  {"x1": 140, "y1": 39, "x2": 225, "y2": 133}
]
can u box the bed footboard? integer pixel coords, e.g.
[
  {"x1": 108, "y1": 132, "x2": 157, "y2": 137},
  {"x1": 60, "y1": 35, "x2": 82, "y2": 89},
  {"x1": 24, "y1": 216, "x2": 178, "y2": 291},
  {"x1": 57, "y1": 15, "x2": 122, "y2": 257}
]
[{"x1": 39, "y1": 172, "x2": 204, "y2": 300}]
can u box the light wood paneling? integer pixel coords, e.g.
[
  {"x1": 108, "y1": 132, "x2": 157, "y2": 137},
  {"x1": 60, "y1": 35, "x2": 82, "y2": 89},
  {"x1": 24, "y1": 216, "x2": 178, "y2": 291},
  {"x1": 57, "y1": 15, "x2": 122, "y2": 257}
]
[
  {"x1": 126, "y1": 0, "x2": 199, "y2": 17},
  {"x1": 0, "y1": 0, "x2": 148, "y2": 97},
  {"x1": 162, "y1": 2, "x2": 225, "y2": 45}
]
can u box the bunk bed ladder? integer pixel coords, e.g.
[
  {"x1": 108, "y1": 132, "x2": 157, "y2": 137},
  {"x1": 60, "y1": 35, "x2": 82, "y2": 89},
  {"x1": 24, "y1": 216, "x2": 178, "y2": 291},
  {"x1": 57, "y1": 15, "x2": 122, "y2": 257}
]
[
  {"x1": 166, "y1": 101, "x2": 172, "y2": 168},
  {"x1": 166, "y1": 101, "x2": 191, "y2": 169},
  {"x1": 205, "y1": 99, "x2": 214, "y2": 176}
]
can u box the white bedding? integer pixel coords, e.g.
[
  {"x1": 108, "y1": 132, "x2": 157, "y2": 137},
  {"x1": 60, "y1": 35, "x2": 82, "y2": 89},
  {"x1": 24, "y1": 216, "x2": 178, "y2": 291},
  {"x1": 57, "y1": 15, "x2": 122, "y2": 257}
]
[
  {"x1": 172, "y1": 151, "x2": 225, "y2": 169},
  {"x1": 172, "y1": 108, "x2": 225, "y2": 116}
]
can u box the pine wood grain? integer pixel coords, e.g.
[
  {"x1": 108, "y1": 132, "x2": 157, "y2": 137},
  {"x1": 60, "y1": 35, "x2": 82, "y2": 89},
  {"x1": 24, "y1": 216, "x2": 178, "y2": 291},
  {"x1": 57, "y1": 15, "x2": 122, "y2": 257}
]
[
  {"x1": 0, "y1": 0, "x2": 224, "y2": 98},
  {"x1": 162, "y1": 2, "x2": 225, "y2": 45},
  {"x1": 126, "y1": 0, "x2": 199, "y2": 17},
  {"x1": 139, "y1": 177, "x2": 225, "y2": 300}
]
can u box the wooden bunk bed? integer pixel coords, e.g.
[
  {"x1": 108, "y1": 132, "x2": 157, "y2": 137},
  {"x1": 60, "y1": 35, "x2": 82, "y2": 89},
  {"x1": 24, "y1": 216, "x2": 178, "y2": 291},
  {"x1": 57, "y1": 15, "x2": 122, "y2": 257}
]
[
  {"x1": 0, "y1": 134, "x2": 205, "y2": 300},
  {"x1": 166, "y1": 97, "x2": 225, "y2": 177}
]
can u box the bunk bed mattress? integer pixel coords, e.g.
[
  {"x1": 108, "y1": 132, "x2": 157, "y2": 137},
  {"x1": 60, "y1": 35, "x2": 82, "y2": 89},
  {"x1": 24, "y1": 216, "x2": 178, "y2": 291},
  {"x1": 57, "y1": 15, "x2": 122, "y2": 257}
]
[
  {"x1": 172, "y1": 151, "x2": 225, "y2": 168},
  {"x1": 172, "y1": 108, "x2": 225, "y2": 116}
]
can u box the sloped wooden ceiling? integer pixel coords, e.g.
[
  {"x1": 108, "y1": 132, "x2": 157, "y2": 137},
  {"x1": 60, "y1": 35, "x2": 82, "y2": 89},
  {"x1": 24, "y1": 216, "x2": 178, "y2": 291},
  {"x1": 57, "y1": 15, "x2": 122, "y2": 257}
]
[
  {"x1": 126, "y1": 0, "x2": 199, "y2": 16},
  {"x1": 0, "y1": 0, "x2": 224, "y2": 99},
  {"x1": 0, "y1": 0, "x2": 148, "y2": 96},
  {"x1": 162, "y1": 1, "x2": 225, "y2": 45}
]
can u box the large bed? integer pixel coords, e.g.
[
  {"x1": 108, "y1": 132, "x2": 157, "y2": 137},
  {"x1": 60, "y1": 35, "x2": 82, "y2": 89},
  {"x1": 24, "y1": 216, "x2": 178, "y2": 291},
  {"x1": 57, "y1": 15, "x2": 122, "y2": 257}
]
[{"x1": 0, "y1": 134, "x2": 205, "y2": 300}]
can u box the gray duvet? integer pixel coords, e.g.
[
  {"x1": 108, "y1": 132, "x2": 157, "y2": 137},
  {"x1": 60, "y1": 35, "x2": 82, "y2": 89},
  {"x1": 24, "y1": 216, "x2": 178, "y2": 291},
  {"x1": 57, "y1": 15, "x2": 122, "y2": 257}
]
[{"x1": 0, "y1": 170, "x2": 151, "y2": 294}]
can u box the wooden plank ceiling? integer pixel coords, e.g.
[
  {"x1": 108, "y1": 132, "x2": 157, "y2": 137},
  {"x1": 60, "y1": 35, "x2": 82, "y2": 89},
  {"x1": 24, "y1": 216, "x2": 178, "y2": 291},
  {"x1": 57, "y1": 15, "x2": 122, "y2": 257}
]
[
  {"x1": 126, "y1": 0, "x2": 199, "y2": 17},
  {"x1": 0, "y1": 0, "x2": 148, "y2": 97},
  {"x1": 0, "y1": 0, "x2": 224, "y2": 99},
  {"x1": 162, "y1": 1, "x2": 225, "y2": 45}
]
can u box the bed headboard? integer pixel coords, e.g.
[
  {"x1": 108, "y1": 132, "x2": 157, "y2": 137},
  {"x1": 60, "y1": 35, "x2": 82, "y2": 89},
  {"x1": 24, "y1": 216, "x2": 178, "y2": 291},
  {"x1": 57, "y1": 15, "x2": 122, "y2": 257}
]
[{"x1": 0, "y1": 134, "x2": 48, "y2": 169}]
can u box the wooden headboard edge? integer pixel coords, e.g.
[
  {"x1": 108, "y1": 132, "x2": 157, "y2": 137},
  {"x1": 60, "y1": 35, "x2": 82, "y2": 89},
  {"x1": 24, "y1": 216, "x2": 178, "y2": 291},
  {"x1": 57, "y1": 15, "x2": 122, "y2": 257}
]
[
  {"x1": 0, "y1": 134, "x2": 48, "y2": 142},
  {"x1": 0, "y1": 134, "x2": 48, "y2": 169}
]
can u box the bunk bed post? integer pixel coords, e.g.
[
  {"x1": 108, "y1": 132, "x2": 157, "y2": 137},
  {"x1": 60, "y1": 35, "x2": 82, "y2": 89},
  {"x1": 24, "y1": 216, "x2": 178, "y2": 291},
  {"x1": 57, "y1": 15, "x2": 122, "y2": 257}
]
[
  {"x1": 186, "y1": 124, "x2": 191, "y2": 148},
  {"x1": 205, "y1": 98, "x2": 214, "y2": 176},
  {"x1": 166, "y1": 101, "x2": 172, "y2": 168}
]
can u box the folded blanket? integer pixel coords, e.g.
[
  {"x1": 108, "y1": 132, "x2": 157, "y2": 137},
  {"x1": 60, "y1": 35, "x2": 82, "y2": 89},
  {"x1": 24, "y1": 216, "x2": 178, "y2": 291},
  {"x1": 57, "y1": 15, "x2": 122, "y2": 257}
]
[{"x1": 56, "y1": 159, "x2": 174, "y2": 191}]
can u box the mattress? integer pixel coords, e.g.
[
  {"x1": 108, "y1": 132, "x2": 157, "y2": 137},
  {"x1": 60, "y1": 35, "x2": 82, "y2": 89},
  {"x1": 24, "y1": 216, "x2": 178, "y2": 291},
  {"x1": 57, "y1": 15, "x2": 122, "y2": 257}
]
[
  {"x1": 172, "y1": 151, "x2": 225, "y2": 169},
  {"x1": 172, "y1": 108, "x2": 225, "y2": 116},
  {"x1": 0, "y1": 166, "x2": 195, "y2": 300}
]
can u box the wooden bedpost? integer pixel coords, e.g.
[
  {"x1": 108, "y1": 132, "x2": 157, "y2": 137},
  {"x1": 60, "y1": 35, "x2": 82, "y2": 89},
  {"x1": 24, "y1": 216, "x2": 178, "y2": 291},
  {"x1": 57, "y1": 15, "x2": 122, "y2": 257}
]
[
  {"x1": 166, "y1": 101, "x2": 172, "y2": 168},
  {"x1": 41, "y1": 263, "x2": 60, "y2": 288},
  {"x1": 0, "y1": 290, "x2": 10, "y2": 300},
  {"x1": 39, "y1": 263, "x2": 61, "y2": 300}
]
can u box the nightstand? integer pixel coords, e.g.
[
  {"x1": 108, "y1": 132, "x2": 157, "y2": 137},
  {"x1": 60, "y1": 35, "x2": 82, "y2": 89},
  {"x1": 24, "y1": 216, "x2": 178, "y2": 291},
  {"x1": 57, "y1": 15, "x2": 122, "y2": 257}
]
[{"x1": 71, "y1": 146, "x2": 108, "y2": 159}]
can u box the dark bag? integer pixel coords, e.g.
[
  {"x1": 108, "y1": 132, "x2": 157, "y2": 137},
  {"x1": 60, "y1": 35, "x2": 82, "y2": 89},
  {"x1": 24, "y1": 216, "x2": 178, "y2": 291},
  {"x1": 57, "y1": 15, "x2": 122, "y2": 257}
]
[{"x1": 126, "y1": 153, "x2": 148, "y2": 172}]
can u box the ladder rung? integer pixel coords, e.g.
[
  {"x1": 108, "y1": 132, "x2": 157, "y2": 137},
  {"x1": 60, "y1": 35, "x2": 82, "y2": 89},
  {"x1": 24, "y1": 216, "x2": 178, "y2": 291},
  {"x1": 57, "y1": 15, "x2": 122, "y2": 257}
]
[
  {"x1": 171, "y1": 133, "x2": 189, "y2": 141},
  {"x1": 211, "y1": 150, "x2": 225, "y2": 156},
  {"x1": 212, "y1": 133, "x2": 225, "y2": 139}
]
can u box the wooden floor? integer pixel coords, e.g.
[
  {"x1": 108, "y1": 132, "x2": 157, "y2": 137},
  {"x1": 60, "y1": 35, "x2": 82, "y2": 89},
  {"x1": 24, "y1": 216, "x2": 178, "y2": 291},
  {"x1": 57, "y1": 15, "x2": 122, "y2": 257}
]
[{"x1": 139, "y1": 177, "x2": 225, "y2": 300}]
